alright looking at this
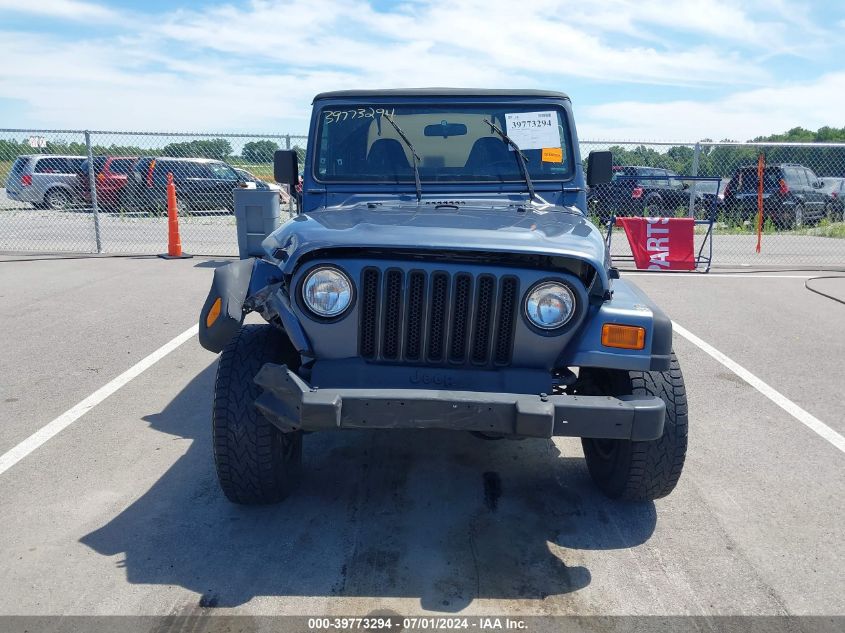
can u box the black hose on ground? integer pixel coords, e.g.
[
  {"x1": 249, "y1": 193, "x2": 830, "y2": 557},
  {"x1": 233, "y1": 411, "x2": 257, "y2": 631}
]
[{"x1": 805, "y1": 276, "x2": 845, "y2": 306}]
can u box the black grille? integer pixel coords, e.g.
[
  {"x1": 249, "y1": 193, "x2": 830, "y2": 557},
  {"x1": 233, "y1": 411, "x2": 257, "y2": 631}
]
[
  {"x1": 405, "y1": 271, "x2": 426, "y2": 361},
  {"x1": 494, "y1": 277, "x2": 518, "y2": 365},
  {"x1": 427, "y1": 272, "x2": 449, "y2": 362},
  {"x1": 382, "y1": 270, "x2": 403, "y2": 360},
  {"x1": 449, "y1": 274, "x2": 472, "y2": 362},
  {"x1": 471, "y1": 275, "x2": 495, "y2": 364},
  {"x1": 359, "y1": 268, "x2": 380, "y2": 358},
  {"x1": 359, "y1": 267, "x2": 518, "y2": 366}
]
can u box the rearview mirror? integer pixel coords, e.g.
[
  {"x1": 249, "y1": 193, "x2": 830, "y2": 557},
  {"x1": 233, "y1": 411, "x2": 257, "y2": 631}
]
[
  {"x1": 586, "y1": 150, "x2": 613, "y2": 186},
  {"x1": 424, "y1": 122, "x2": 468, "y2": 138},
  {"x1": 273, "y1": 150, "x2": 298, "y2": 187}
]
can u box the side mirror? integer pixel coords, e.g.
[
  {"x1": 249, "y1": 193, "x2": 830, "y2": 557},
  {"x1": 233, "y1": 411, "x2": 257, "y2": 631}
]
[
  {"x1": 273, "y1": 150, "x2": 298, "y2": 187},
  {"x1": 586, "y1": 151, "x2": 612, "y2": 187}
]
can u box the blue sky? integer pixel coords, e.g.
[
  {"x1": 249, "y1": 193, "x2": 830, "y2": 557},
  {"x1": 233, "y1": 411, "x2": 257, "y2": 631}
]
[{"x1": 0, "y1": 0, "x2": 843, "y2": 140}]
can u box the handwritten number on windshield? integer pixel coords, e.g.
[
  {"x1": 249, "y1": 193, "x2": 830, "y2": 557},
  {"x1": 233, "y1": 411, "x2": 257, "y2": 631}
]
[{"x1": 324, "y1": 108, "x2": 396, "y2": 124}]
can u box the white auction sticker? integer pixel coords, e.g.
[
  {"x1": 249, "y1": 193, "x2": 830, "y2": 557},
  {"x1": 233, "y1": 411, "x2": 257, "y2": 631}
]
[{"x1": 504, "y1": 111, "x2": 559, "y2": 150}]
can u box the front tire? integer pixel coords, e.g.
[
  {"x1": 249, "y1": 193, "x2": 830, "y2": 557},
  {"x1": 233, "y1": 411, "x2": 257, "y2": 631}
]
[
  {"x1": 213, "y1": 324, "x2": 303, "y2": 505},
  {"x1": 578, "y1": 353, "x2": 688, "y2": 501}
]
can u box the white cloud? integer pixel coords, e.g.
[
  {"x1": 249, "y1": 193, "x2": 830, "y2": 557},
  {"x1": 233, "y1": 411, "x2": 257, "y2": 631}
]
[
  {"x1": 579, "y1": 72, "x2": 845, "y2": 141},
  {"x1": 0, "y1": 0, "x2": 842, "y2": 139},
  {"x1": 0, "y1": 0, "x2": 121, "y2": 22},
  {"x1": 153, "y1": 0, "x2": 765, "y2": 87}
]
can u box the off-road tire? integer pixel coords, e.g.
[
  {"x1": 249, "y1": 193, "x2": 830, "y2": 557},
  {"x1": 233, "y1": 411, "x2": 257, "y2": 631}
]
[
  {"x1": 213, "y1": 324, "x2": 302, "y2": 505},
  {"x1": 579, "y1": 352, "x2": 688, "y2": 501}
]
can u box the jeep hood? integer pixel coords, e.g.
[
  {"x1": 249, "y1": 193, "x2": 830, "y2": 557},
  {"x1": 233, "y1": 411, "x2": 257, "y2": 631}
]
[{"x1": 263, "y1": 202, "x2": 610, "y2": 289}]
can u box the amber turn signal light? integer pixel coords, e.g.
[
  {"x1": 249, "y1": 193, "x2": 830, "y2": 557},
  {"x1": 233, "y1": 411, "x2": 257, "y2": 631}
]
[
  {"x1": 206, "y1": 297, "x2": 222, "y2": 328},
  {"x1": 601, "y1": 324, "x2": 646, "y2": 350}
]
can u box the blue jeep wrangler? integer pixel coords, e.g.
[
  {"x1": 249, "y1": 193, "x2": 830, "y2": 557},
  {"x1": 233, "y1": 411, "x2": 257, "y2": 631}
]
[{"x1": 198, "y1": 89, "x2": 687, "y2": 505}]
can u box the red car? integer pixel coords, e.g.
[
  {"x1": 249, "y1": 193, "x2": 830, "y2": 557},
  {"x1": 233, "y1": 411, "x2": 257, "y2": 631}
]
[{"x1": 76, "y1": 156, "x2": 136, "y2": 209}]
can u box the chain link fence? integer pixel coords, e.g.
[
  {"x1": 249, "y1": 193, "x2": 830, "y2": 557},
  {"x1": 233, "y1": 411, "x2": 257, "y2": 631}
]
[
  {"x1": 1, "y1": 129, "x2": 843, "y2": 267},
  {"x1": 0, "y1": 129, "x2": 308, "y2": 256},
  {"x1": 581, "y1": 140, "x2": 845, "y2": 268}
]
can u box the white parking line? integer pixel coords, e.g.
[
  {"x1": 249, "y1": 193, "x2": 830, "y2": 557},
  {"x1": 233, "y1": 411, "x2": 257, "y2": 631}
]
[
  {"x1": 672, "y1": 320, "x2": 845, "y2": 455},
  {"x1": 0, "y1": 324, "x2": 199, "y2": 477},
  {"x1": 2, "y1": 318, "x2": 841, "y2": 477}
]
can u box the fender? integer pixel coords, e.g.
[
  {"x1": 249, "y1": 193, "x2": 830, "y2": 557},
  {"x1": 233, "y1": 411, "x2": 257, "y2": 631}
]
[
  {"x1": 565, "y1": 277, "x2": 672, "y2": 372},
  {"x1": 198, "y1": 258, "x2": 257, "y2": 353},
  {"x1": 199, "y1": 258, "x2": 312, "y2": 355}
]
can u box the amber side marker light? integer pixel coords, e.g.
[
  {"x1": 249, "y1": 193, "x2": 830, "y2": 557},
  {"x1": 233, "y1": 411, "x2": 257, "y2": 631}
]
[
  {"x1": 601, "y1": 324, "x2": 646, "y2": 350},
  {"x1": 206, "y1": 297, "x2": 222, "y2": 328}
]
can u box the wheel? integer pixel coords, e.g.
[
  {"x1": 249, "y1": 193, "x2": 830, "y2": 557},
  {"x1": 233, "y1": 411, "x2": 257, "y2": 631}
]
[
  {"x1": 213, "y1": 324, "x2": 303, "y2": 505},
  {"x1": 176, "y1": 197, "x2": 190, "y2": 217},
  {"x1": 577, "y1": 352, "x2": 688, "y2": 501},
  {"x1": 44, "y1": 188, "x2": 71, "y2": 211},
  {"x1": 794, "y1": 203, "x2": 804, "y2": 229},
  {"x1": 643, "y1": 195, "x2": 665, "y2": 217}
]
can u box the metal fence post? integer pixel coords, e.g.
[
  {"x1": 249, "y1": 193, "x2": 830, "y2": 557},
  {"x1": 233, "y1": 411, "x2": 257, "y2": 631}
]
[
  {"x1": 84, "y1": 131, "x2": 102, "y2": 253},
  {"x1": 687, "y1": 142, "x2": 701, "y2": 218},
  {"x1": 285, "y1": 134, "x2": 291, "y2": 150}
]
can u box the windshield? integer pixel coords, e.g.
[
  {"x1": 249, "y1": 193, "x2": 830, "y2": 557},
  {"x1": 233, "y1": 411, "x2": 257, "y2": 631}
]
[{"x1": 314, "y1": 104, "x2": 572, "y2": 183}]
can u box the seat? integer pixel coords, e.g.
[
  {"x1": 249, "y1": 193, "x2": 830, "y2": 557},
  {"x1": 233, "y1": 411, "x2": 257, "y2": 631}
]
[
  {"x1": 366, "y1": 139, "x2": 412, "y2": 178},
  {"x1": 464, "y1": 137, "x2": 513, "y2": 175}
]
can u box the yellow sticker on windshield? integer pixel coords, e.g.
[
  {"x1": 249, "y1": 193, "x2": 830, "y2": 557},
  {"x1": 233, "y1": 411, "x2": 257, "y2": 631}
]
[{"x1": 542, "y1": 147, "x2": 563, "y2": 163}]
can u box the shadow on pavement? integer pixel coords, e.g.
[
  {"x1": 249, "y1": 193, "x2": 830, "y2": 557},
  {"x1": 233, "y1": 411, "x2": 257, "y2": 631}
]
[
  {"x1": 81, "y1": 363, "x2": 656, "y2": 611},
  {"x1": 193, "y1": 259, "x2": 235, "y2": 269}
]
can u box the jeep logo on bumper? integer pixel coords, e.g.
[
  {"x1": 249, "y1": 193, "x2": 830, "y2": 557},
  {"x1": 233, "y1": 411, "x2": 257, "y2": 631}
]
[{"x1": 410, "y1": 370, "x2": 456, "y2": 388}]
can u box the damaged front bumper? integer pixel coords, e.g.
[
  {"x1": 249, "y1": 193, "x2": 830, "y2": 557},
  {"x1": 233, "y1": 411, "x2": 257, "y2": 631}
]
[{"x1": 253, "y1": 364, "x2": 665, "y2": 440}]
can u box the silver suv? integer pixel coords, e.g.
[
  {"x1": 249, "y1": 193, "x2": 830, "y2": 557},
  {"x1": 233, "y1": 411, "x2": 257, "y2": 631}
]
[{"x1": 5, "y1": 155, "x2": 86, "y2": 210}]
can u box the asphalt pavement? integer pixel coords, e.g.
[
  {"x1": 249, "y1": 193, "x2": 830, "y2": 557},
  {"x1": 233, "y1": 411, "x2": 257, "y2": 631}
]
[{"x1": 0, "y1": 256, "x2": 842, "y2": 622}]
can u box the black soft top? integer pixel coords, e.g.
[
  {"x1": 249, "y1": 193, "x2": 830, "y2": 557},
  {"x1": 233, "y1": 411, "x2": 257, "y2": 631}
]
[{"x1": 313, "y1": 88, "x2": 570, "y2": 102}]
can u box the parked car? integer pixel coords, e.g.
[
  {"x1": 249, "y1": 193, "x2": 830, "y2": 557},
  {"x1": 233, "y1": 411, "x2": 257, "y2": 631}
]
[
  {"x1": 722, "y1": 163, "x2": 829, "y2": 228},
  {"x1": 124, "y1": 157, "x2": 246, "y2": 214},
  {"x1": 4, "y1": 155, "x2": 86, "y2": 210},
  {"x1": 198, "y1": 88, "x2": 688, "y2": 506},
  {"x1": 233, "y1": 167, "x2": 280, "y2": 191},
  {"x1": 687, "y1": 177, "x2": 729, "y2": 218},
  {"x1": 75, "y1": 156, "x2": 136, "y2": 210},
  {"x1": 592, "y1": 165, "x2": 702, "y2": 219}
]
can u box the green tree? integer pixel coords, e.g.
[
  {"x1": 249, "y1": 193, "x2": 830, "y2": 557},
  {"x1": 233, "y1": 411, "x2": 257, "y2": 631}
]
[
  {"x1": 242, "y1": 140, "x2": 279, "y2": 163},
  {"x1": 161, "y1": 138, "x2": 232, "y2": 161},
  {"x1": 292, "y1": 144, "x2": 306, "y2": 167}
]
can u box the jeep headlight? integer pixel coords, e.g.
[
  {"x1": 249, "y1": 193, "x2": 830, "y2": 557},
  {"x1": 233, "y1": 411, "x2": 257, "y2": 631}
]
[
  {"x1": 301, "y1": 267, "x2": 353, "y2": 318},
  {"x1": 525, "y1": 281, "x2": 576, "y2": 330}
]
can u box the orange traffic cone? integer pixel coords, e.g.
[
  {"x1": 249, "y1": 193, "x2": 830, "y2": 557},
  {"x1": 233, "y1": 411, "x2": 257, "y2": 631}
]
[{"x1": 158, "y1": 172, "x2": 192, "y2": 259}]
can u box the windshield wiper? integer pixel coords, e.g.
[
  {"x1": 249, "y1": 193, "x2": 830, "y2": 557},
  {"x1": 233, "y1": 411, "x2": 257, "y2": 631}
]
[
  {"x1": 384, "y1": 113, "x2": 422, "y2": 202},
  {"x1": 482, "y1": 118, "x2": 536, "y2": 201}
]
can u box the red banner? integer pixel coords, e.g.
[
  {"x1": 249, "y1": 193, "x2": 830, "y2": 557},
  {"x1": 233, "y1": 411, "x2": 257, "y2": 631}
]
[{"x1": 617, "y1": 217, "x2": 696, "y2": 270}]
